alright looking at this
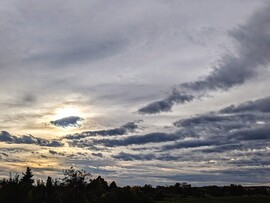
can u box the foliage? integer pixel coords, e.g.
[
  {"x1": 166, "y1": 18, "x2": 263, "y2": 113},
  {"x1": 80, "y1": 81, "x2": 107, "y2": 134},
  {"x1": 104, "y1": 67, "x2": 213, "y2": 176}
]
[
  {"x1": 0, "y1": 167, "x2": 270, "y2": 203},
  {"x1": 62, "y1": 167, "x2": 91, "y2": 188}
]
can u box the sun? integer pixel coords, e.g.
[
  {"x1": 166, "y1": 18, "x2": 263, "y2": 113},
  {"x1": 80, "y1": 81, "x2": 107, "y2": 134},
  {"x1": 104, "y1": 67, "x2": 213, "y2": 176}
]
[{"x1": 54, "y1": 106, "x2": 82, "y2": 119}]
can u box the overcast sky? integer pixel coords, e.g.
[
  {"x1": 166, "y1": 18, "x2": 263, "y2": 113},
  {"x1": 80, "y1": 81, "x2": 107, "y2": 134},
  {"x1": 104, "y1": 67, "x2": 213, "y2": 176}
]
[{"x1": 1, "y1": 0, "x2": 270, "y2": 186}]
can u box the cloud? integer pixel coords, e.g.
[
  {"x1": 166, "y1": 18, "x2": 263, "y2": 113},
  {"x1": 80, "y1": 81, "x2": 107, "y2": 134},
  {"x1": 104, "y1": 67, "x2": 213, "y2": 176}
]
[
  {"x1": 173, "y1": 97, "x2": 270, "y2": 140},
  {"x1": 220, "y1": 96, "x2": 270, "y2": 113},
  {"x1": 161, "y1": 139, "x2": 217, "y2": 151},
  {"x1": 139, "y1": 5, "x2": 270, "y2": 114},
  {"x1": 174, "y1": 113, "x2": 261, "y2": 131},
  {"x1": 50, "y1": 116, "x2": 84, "y2": 128},
  {"x1": 0, "y1": 131, "x2": 13, "y2": 142},
  {"x1": 29, "y1": 38, "x2": 128, "y2": 67},
  {"x1": 69, "y1": 132, "x2": 179, "y2": 148},
  {"x1": 48, "y1": 150, "x2": 58, "y2": 155},
  {"x1": 69, "y1": 96, "x2": 270, "y2": 150},
  {"x1": 0, "y1": 131, "x2": 63, "y2": 147},
  {"x1": 201, "y1": 144, "x2": 244, "y2": 153},
  {"x1": 113, "y1": 152, "x2": 155, "y2": 161},
  {"x1": 112, "y1": 151, "x2": 178, "y2": 161},
  {"x1": 91, "y1": 152, "x2": 103, "y2": 158},
  {"x1": 1, "y1": 93, "x2": 36, "y2": 108},
  {"x1": 229, "y1": 125, "x2": 270, "y2": 141},
  {"x1": 66, "y1": 96, "x2": 270, "y2": 169},
  {"x1": 138, "y1": 89, "x2": 194, "y2": 114},
  {"x1": 93, "y1": 132, "x2": 178, "y2": 147},
  {"x1": 64, "y1": 121, "x2": 139, "y2": 140},
  {"x1": 170, "y1": 96, "x2": 270, "y2": 151}
]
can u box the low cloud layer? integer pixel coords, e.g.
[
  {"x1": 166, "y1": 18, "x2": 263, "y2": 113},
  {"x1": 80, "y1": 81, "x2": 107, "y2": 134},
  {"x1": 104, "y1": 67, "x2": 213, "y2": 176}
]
[
  {"x1": 0, "y1": 131, "x2": 63, "y2": 147},
  {"x1": 2, "y1": 96, "x2": 270, "y2": 185},
  {"x1": 69, "y1": 96, "x2": 270, "y2": 152},
  {"x1": 139, "y1": 5, "x2": 270, "y2": 114},
  {"x1": 50, "y1": 116, "x2": 84, "y2": 128},
  {"x1": 108, "y1": 96, "x2": 270, "y2": 168}
]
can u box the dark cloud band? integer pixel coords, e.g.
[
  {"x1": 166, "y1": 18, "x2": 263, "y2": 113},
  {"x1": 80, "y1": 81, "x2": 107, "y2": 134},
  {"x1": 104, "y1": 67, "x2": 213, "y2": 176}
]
[
  {"x1": 139, "y1": 6, "x2": 270, "y2": 114},
  {"x1": 50, "y1": 116, "x2": 84, "y2": 128},
  {"x1": 0, "y1": 131, "x2": 63, "y2": 147}
]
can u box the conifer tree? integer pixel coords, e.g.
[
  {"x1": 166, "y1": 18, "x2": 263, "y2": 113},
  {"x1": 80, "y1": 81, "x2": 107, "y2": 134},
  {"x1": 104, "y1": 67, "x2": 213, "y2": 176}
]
[{"x1": 20, "y1": 167, "x2": 34, "y2": 186}]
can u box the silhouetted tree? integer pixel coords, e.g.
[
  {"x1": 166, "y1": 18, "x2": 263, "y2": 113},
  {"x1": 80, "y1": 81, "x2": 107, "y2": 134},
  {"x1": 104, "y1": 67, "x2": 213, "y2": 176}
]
[
  {"x1": 46, "y1": 176, "x2": 53, "y2": 188},
  {"x1": 62, "y1": 167, "x2": 91, "y2": 203},
  {"x1": 62, "y1": 167, "x2": 91, "y2": 188},
  {"x1": 20, "y1": 167, "x2": 34, "y2": 186},
  {"x1": 109, "y1": 181, "x2": 117, "y2": 190},
  {"x1": 19, "y1": 167, "x2": 35, "y2": 203},
  {"x1": 0, "y1": 173, "x2": 21, "y2": 203}
]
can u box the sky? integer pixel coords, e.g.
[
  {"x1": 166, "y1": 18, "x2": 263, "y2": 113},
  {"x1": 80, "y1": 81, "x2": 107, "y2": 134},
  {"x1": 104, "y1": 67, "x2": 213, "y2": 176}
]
[{"x1": 0, "y1": 0, "x2": 270, "y2": 186}]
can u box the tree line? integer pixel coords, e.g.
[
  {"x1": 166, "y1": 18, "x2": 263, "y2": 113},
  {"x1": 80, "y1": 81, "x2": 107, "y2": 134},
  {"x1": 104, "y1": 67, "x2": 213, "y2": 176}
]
[{"x1": 0, "y1": 167, "x2": 269, "y2": 203}]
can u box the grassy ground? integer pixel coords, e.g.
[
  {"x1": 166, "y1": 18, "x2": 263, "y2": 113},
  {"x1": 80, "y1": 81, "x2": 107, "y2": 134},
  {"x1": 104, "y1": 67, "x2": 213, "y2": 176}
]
[{"x1": 157, "y1": 196, "x2": 270, "y2": 203}]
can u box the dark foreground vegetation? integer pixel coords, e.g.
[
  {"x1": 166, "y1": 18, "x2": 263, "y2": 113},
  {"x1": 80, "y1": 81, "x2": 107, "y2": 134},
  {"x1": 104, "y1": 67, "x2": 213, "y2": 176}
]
[{"x1": 0, "y1": 167, "x2": 270, "y2": 203}]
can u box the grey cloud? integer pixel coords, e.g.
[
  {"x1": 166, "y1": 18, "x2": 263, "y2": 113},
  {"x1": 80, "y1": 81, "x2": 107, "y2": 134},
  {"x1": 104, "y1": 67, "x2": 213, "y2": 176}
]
[
  {"x1": 230, "y1": 125, "x2": 270, "y2": 141},
  {"x1": 0, "y1": 148, "x2": 27, "y2": 154},
  {"x1": 113, "y1": 152, "x2": 156, "y2": 161},
  {"x1": 162, "y1": 139, "x2": 217, "y2": 151},
  {"x1": 69, "y1": 132, "x2": 179, "y2": 148},
  {"x1": 0, "y1": 131, "x2": 63, "y2": 147},
  {"x1": 112, "y1": 149, "x2": 242, "y2": 162},
  {"x1": 174, "y1": 114, "x2": 231, "y2": 127},
  {"x1": 2, "y1": 94, "x2": 36, "y2": 108},
  {"x1": 0, "y1": 131, "x2": 13, "y2": 142},
  {"x1": 28, "y1": 39, "x2": 128, "y2": 67},
  {"x1": 138, "y1": 89, "x2": 194, "y2": 114},
  {"x1": 227, "y1": 157, "x2": 270, "y2": 167},
  {"x1": 64, "y1": 121, "x2": 139, "y2": 140},
  {"x1": 174, "y1": 113, "x2": 262, "y2": 130},
  {"x1": 139, "y1": 5, "x2": 270, "y2": 114},
  {"x1": 184, "y1": 4, "x2": 270, "y2": 91},
  {"x1": 201, "y1": 144, "x2": 244, "y2": 153},
  {"x1": 11, "y1": 0, "x2": 134, "y2": 69},
  {"x1": 138, "y1": 99, "x2": 174, "y2": 114},
  {"x1": 112, "y1": 151, "x2": 178, "y2": 161},
  {"x1": 168, "y1": 96, "x2": 270, "y2": 151},
  {"x1": 71, "y1": 97, "x2": 270, "y2": 150},
  {"x1": 50, "y1": 116, "x2": 84, "y2": 128},
  {"x1": 45, "y1": 141, "x2": 63, "y2": 147},
  {"x1": 220, "y1": 96, "x2": 270, "y2": 113},
  {"x1": 94, "y1": 132, "x2": 178, "y2": 147},
  {"x1": 174, "y1": 95, "x2": 270, "y2": 133},
  {"x1": 91, "y1": 152, "x2": 103, "y2": 158}
]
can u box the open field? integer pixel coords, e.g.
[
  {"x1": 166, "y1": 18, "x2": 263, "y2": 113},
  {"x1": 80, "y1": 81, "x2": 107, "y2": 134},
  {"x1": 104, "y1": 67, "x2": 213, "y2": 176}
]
[{"x1": 157, "y1": 196, "x2": 270, "y2": 203}]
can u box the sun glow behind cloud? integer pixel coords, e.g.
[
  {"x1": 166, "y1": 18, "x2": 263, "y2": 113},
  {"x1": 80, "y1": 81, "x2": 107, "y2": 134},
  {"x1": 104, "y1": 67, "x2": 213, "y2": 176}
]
[
  {"x1": 54, "y1": 107, "x2": 83, "y2": 119},
  {"x1": 46, "y1": 106, "x2": 86, "y2": 131}
]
